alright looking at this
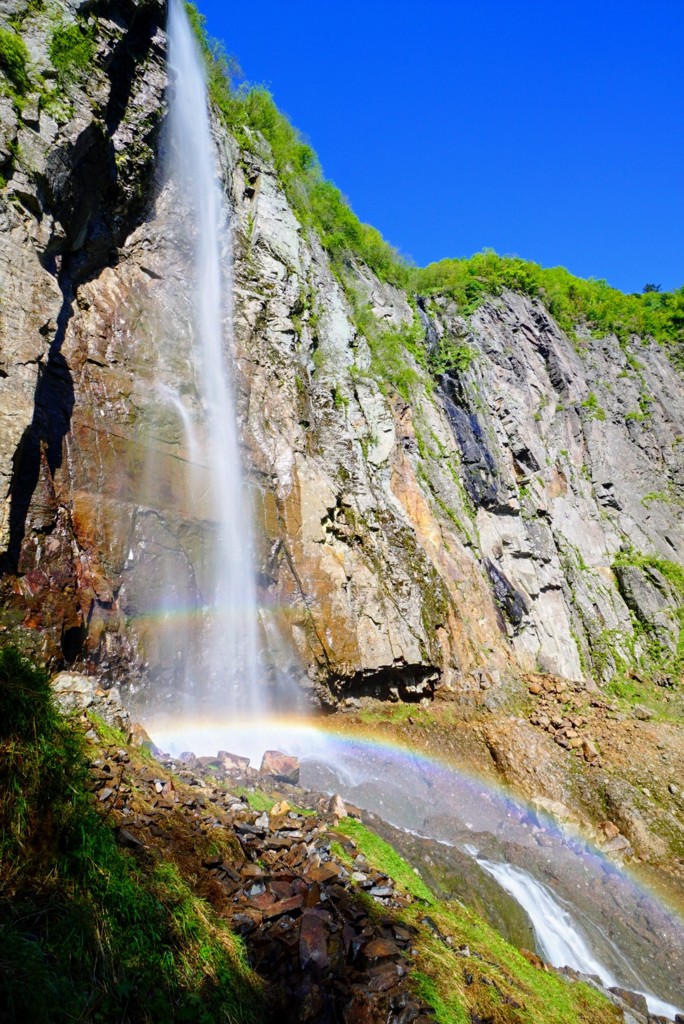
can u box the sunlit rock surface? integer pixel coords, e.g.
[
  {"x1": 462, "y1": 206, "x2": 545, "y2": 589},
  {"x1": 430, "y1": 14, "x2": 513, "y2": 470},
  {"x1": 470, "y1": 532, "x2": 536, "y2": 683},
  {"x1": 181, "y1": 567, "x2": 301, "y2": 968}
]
[{"x1": 1, "y1": 0, "x2": 683, "y2": 710}]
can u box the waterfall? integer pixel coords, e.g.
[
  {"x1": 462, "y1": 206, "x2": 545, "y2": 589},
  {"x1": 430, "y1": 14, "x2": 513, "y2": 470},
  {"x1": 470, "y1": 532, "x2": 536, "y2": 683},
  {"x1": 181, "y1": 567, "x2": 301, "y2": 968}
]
[{"x1": 135, "y1": 0, "x2": 261, "y2": 722}]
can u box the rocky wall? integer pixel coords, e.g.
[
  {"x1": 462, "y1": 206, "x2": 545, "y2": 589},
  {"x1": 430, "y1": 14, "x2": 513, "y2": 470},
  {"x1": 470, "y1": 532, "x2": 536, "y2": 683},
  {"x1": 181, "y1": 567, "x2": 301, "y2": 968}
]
[{"x1": 1, "y1": 0, "x2": 683, "y2": 706}]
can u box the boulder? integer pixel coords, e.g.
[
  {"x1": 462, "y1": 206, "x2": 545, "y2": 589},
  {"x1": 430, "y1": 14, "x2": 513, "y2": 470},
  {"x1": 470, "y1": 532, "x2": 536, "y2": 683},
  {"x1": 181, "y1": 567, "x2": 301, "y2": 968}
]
[
  {"x1": 51, "y1": 672, "x2": 97, "y2": 712},
  {"x1": 602, "y1": 834, "x2": 633, "y2": 855},
  {"x1": 51, "y1": 672, "x2": 131, "y2": 733},
  {"x1": 218, "y1": 750, "x2": 251, "y2": 773},
  {"x1": 259, "y1": 750, "x2": 300, "y2": 784},
  {"x1": 598, "y1": 820, "x2": 620, "y2": 841},
  {"x1": 328, "y1": 793, "x2": 348, "y2": 819},
  {"x1": 608, "y1": 988, "x2": 648, "y2": 1017}
]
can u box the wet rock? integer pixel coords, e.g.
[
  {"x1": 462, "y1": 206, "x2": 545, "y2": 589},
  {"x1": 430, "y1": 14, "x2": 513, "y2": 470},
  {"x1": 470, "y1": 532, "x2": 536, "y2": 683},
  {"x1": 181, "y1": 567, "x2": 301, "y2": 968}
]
[
  {"x1": 259, "y1": 750, "x2": 300, "y2": 784},
  {"x1": 609, "y1": 988, "x2": 649, "y2": 1016}
]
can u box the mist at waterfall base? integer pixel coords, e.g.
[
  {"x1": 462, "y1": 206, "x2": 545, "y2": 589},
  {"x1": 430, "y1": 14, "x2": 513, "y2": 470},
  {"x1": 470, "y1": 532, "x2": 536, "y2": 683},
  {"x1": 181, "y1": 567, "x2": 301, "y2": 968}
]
[{"x1": 137, "y1": 4, "x2": 684, "y2": 1020}]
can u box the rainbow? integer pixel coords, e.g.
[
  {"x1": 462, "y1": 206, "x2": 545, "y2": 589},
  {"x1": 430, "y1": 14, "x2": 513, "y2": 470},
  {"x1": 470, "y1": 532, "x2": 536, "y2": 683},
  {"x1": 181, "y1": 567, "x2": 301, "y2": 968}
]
[
  {"x1": 146, "y1": 711, "x2": 681, "y2": 906},
  {"x1": 146, "y1": 711, "x2": 684, "y2": 1014}
]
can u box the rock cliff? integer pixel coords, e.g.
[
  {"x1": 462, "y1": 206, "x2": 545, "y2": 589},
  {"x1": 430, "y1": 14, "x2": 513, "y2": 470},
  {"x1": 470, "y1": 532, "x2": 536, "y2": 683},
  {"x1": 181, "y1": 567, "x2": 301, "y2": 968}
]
[{"x1": 1, "y1": 0, "x2": 683, "y2": 713}]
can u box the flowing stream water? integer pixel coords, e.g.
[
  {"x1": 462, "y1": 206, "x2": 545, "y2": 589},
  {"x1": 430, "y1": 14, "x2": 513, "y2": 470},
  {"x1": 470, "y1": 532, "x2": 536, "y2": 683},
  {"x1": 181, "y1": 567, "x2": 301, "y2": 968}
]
[
  {"x1": 147, "y1": 4, "x2": 684, "y2": 1019},
  {"x1": 472, "y1": 854, "x2": 681, "y2": 1020}
]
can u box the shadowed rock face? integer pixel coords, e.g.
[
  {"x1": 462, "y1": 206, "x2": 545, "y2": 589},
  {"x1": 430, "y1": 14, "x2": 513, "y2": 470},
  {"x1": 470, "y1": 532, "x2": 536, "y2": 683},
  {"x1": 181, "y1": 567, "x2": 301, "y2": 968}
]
[{"x1": 1, "y1": 0, "x2": 683, "y2": 707}]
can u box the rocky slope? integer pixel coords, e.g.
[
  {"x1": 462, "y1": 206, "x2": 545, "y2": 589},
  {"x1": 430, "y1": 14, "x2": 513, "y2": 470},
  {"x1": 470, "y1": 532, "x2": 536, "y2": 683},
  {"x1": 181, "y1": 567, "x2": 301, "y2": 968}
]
[{"x1": 3, "y1": 657, "x2": 645, "y2": 1024}]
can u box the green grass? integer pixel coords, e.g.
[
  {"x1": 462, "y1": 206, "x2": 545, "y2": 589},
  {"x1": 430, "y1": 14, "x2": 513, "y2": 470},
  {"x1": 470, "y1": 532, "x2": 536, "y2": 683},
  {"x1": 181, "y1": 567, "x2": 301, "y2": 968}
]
[
  {"x1": 407, "y1": 901, "x2": 620, "y2": 1024},
  {"x1": 233, "y1": 787, "x2": 277, "y2": 813},
  {"x1": 0, "y1": 28, "x2": 30, "y2": 96},
  {"x1": 334, "y1": 817, "x2": 435, "y2": 904},
  {"x1": 0, "y1": 646, "x2": 265, "y2": 1024},
  {"x1": 235, "y1": 787, "x2": 315, "y2": 817}
]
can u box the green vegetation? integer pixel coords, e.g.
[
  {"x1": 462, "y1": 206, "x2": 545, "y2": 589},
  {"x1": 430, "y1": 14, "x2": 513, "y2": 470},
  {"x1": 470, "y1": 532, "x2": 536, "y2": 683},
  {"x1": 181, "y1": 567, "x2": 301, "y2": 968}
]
[
  {"x1": 184, "y1": 5, "x2": 684, "y2": 389},
  {"x1": 7, "y1": 0, "x2": 44, "y2": 29},
  {"x1": 0, "y1": 28, "x2": 30, "y2": 96},
  {"x1": 409, "y1": 901, "x2": 620, "y2": 1024},
  {"x1": 415, "y1": 251, "x2": 684, "y2": 365},
  {"x1": 185, "y1": 4, "x2": 409, "y2": 289},
  {"x1": 580, "y1": 390, "x2": 606, "y2": 422},
  {"x1": 335, "y1": 817, "x2": 435, "y2": 904},
  {"x1": 337, "y1": 813, "x2": 619, "y2": 1024},
  {"x1": 609, "y1": 552, "x2": 684, "y2": 692},
  {"x1": 428, "y1": 332, "x2": 475, "y2": 376},
  {"x1": 49, "y1": 22, "x2": 95, "y2": 84},
  {"x1": 0, "y1": 647, "x2": 264, "y2": 1023},
  {"x1": 351, "y1": 295, "x2": 426, "y2": 401},
  {"x1": 613, "y1": 551, "x2": 684, "y2": 608}
]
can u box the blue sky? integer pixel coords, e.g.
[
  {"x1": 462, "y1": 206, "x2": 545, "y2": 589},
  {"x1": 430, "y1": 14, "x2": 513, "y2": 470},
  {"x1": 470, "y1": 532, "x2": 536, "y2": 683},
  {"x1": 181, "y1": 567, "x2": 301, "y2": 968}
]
[{"x1": 196, "y1": 1, "x2": 683, "y2": 294}]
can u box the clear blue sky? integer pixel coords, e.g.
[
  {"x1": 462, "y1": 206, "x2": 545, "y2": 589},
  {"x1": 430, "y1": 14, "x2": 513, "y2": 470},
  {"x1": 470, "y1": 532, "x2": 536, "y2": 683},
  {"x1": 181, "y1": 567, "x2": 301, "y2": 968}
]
[{"x1": 195, "y1": 0, "x2": 683, "y2": 294}]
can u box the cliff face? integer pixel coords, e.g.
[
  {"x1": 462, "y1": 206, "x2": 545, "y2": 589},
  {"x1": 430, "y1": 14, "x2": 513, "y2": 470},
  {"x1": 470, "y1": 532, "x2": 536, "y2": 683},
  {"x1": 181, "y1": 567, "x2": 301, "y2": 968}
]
[{"x1": 1, "y1": 0, "x2": 683, "y2": 708}]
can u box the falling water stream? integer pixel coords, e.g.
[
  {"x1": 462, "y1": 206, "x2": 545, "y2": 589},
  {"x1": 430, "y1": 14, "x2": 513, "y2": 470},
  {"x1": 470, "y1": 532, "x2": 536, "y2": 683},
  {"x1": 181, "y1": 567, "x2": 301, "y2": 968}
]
[
  {"x1": 144, "y1": 3, "x2": 684, "y2": 1019},
  {"x1": 141, "y1": 0, "x2": 260, "y2": 721}
]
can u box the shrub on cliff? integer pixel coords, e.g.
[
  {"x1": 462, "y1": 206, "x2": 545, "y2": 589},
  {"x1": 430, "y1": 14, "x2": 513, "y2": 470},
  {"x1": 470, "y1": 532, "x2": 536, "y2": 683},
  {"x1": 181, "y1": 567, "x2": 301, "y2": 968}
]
[
  {"x1": 0, "y1": 28, "x2": 30, "y2": 95},
  {"x1": 183, "y1": 5, "x2": 684, "y2": 367},
  {"x1": 184, "y1": 3, "x2": 409, "y2": 289},
  {"x1": 415, "y1": 251, "x2": 684, "y2": 362},
  {"x1": 49, "y1": 22, "x2": 95, "y2": 84}
]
